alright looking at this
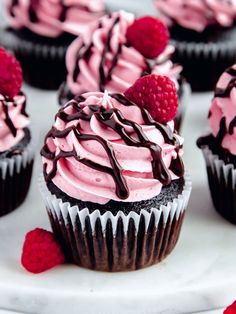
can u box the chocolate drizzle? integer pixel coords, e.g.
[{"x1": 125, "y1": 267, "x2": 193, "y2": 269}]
[
  {"x1": 199, "y1": 66, "x2": 236, "y2": 148},
  {"x1": 41, "y1": 95, "x2": 184, "y2": 200},
  {"x1": 0, "y1": 92, "x2": 28, "y2": 138}
]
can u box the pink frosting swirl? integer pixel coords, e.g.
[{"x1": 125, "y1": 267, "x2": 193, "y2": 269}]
[
  {"x1": 0, "y1": 92, "x2": 30, "y2": 152},
  {"x1": 42, "y1": 92, "x2": 184, "y2": 204},
  {"x1": 5, "y1": 0, "x2": 105, "y2": 38},
  {"x1": 154, "y1": 0, "x2": 236, "y2": 32},
  {"x1": 66, "y1": 11, "x2": 181, "y2": 96},
  {"x1": 208, "y1": 64, "x2": 236, "y2": 155}
]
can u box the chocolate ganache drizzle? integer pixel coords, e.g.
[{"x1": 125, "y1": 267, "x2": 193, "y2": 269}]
[
  {"x1": 198, "y1": 65, "x2": 236, "y2": 154},
  {"x1": 0, "y1": 92, "x2": 30, "y2": 152},
  {"x1": 65, "y1": 11, "x2": 181, "y2": 101},
  {"x1": 6, "y1": 0, "x2": 105, "y2": 38},
  {"x1": 41, "y1": 92, "x2": 184, "y2": 203}
]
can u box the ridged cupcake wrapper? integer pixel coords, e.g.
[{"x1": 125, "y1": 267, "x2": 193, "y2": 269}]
[
  {"x1": 0, "y1": 28, "x2": 71, "y2": 89},
  {"x1": 200, "y1": 144, "x2": 236, "y2": 224},
  {"x1": 0, "y1": 139, "x2": 35, "y2": 217},
  {"x1": 39, "y1": 174, "x2": 192, "y2": 272},
  {"x1": 171, "y1": 39, "x2": 236, "y2": 91}
]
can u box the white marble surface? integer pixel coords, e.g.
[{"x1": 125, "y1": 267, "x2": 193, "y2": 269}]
[
  {"x1": 1, "y1": 87, "x2": 234, "y2": 314},
  {"x1": 0, "y1": 0, "x2": 236, "y2": 313}
]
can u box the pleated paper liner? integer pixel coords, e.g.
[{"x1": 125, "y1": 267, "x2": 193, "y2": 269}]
[
  {"x1": 0, "y1": 27, "x2": 75, "y2": 90},
  {"x1": 39, "y1": 174, "x2": 192, "y2": 272},
  {"x1": 0, "y1": 138, "x2": 35, "y2": 217},
  {"x1": 171, "y1": 38, "x2": 236, "y2": 91},
  {"x1": 200, "y1": 144, "x2": 236, "y2": 224}
]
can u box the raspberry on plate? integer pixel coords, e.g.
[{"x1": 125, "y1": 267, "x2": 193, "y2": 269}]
[{"x1": 21, "y1": 228, "x2": 65, "y2": 274}]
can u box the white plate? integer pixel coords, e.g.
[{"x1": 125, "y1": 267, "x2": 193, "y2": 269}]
[{"x1": 0, "y1": 1, "x2": 235, "y2": 314}]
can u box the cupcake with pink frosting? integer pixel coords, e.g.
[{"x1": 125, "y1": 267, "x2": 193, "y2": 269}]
[
  {"x1": 0, "y1": 48, "x2": 34, "y2": 216},
  {"x1": 197, "y1": 64, "x2": 236, "y2": 224},
  {"x1": 59, "y1": 11, "x2": 190, "y2": 131},
  {"x1": 154, "y1": 0, "x2": 236, "y2": 91},
  {"x1": 39, "y1": 74, "x2": 192, "y2": 271},
  {"x1": 1, "y1": 0, "x2": 105, "y2": 89}
]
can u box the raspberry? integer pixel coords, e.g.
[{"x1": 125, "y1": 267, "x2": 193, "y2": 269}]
[
  {"x1": 225, "y1": 301, "x2": 236, "y2": 314},
  {"x1": 124, "y1": 74, "x2": 178, "y2": 124},
  {"x1": 0, "y1": 47, "x2": 23, "y2": 98},
  {"x1": 126, "y1": 16, "x2": 169, "y2": 59},
  {"x1": 21, "y1": 228, "x2": 65, "y2": 274}
]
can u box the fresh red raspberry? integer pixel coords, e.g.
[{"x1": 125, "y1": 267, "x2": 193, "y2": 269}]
[
  {"x1": 21, "y1": 228, "x2": 65, "y2": 274},
  {"x1": 0, "y1": 47, "x2": 23, "y2": 98},
  {"x1": 126, "y1": 16, "x2": 169, "y2": 59},
  {"x1": 224, "y1": 301, "x2": 236, "y2": 314},
  {"x1": 124, "y1": 74, "x2": 178, "y2": 124}
]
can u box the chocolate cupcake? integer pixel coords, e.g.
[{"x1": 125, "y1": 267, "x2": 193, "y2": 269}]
[
  {"x1": 197, "y1": 64, "x2": 236, "y2": 224},
  {"x1": 154, "y1": 0, "x2": 236, "y2": 91},
  {"x1": 40, "y1": 74, "x2": 192, "y2": 272},
  {"x1": 0, "y1": 0, "x2": 105, "y2": 89},
  {"x1": 0, "y1": 48, "x2": 34, "y2": 216},
  {"x1": 59, "y1": 11, "x2": 190, "y2": 131}
]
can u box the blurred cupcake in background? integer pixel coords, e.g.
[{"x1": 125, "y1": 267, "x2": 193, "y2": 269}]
[
  {"x1": 0, "y1": 47, "x2": 34, "y2": 216},
  {"x1": 0, "y1": 0, "x2": 105, "y2": 89},
  {"x1": 59, "y1": 11, "x2": 190, "y2": 131},
  {"x1": 197, "y1": 64, "x2": 236, "y2": 224},
  {"x1": 40, "y1": 74, "x2": 192, "y2": 272},
  {"x1": 154, "y1": 0, "x2": 236, "y2": 91}
]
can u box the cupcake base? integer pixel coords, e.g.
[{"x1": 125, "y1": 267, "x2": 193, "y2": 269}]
[
  {"x1": 198, "y1": 135, "x2": 236, "y2": 224},
  {"x1": 170, "y1": 24, "x2": 236, "y2": 91},
  {"x1": 0, "y1": 27, "x2": 75, "y2": 90},
  {"x1": 0, "y1": 129, "x2": 35, "y2": 217},
  {"x1": 39, "y1": 174, "x2": 191, "y2": 272}
]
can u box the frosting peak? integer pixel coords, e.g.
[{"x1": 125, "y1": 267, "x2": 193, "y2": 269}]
[
  {"x1": 208, "y1": 65, "x2": 236, "y2": 155},
  {"x1": 0, "y1": 92, "x2": 30, "y2": 152},
  {"x1": 5, "y1": 0, "x2": 105, "y2": 38},
  {"x1": 41, "y1": 91, "x2": 184, "y2": 204},
  {"x1": 66, "y1": 11, "x2": 181, "y2": 97},
  {"x1": 154, "y1": 0, "x2": 236, "y2": 32}
]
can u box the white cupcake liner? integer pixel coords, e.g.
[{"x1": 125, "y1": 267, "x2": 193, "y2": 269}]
[
  {"x1": 39, "y1": 174, "x2": 191, "y2": 271},
  {"x1": 0, "y1": 134, "x2": 35, "y2": 216},
  {"x1": 200, "y1": 143, "x2": 236, "y2": 224}
]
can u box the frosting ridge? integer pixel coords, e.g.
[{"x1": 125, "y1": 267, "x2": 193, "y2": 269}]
[
  {"x1": 41, "y1": 91, "x2": 184, "y2": 204},
  {"x1": 66, "y1": 11, "x2": 182, "y2": 96},
  {"x1": 154, "y1": 0, "x2": 236, "y2": 32},
  {"x1": 208, "y1": 64, "x2": 236, "y2": 155},
  {"x1": 5, "y1": 0, "x2": 105, "y2": 38},
  {"x1": 0, "y1": 92, "x2": 30, "y2": 152}
]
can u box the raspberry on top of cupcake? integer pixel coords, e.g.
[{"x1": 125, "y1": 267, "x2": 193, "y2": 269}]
[
  {"x1": 42, "y1": 74, "x2": 184, "y2": 204},
  {"x1": 206, "y1": 64, "x2": 236, "y2": 155},
  {"x1": 154, "y1": 0, "x2": 236, "y2": 32},
  {"x1": 0, "y1": 47, "x2": 30, "y2": 153},
  {"x1": 5, "y1": 0, "x2": 105, "y2": 38},
  {"x1": 61, "y1": 11, "x2": 182, "y2": 104}
]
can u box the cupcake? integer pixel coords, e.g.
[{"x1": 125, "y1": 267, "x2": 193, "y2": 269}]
[
  {"x1": 0, "y1": 48, "x2": 34, "y2": 216},
  {"x1": 197, "y1": 64, "x2": 236, "y2": 224},
  {"x1": 59, "y1": 11, "x2": 190, "y2": 131},
  {"x1": 1, "y1": 0, "x2": 105, "y2": 89},
  {"x1": 40, "y1": 74, "x2": 192, "y2": 272},
  {"x1": 154, "y1": 0, "x2": 236, "y2": 91}
]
